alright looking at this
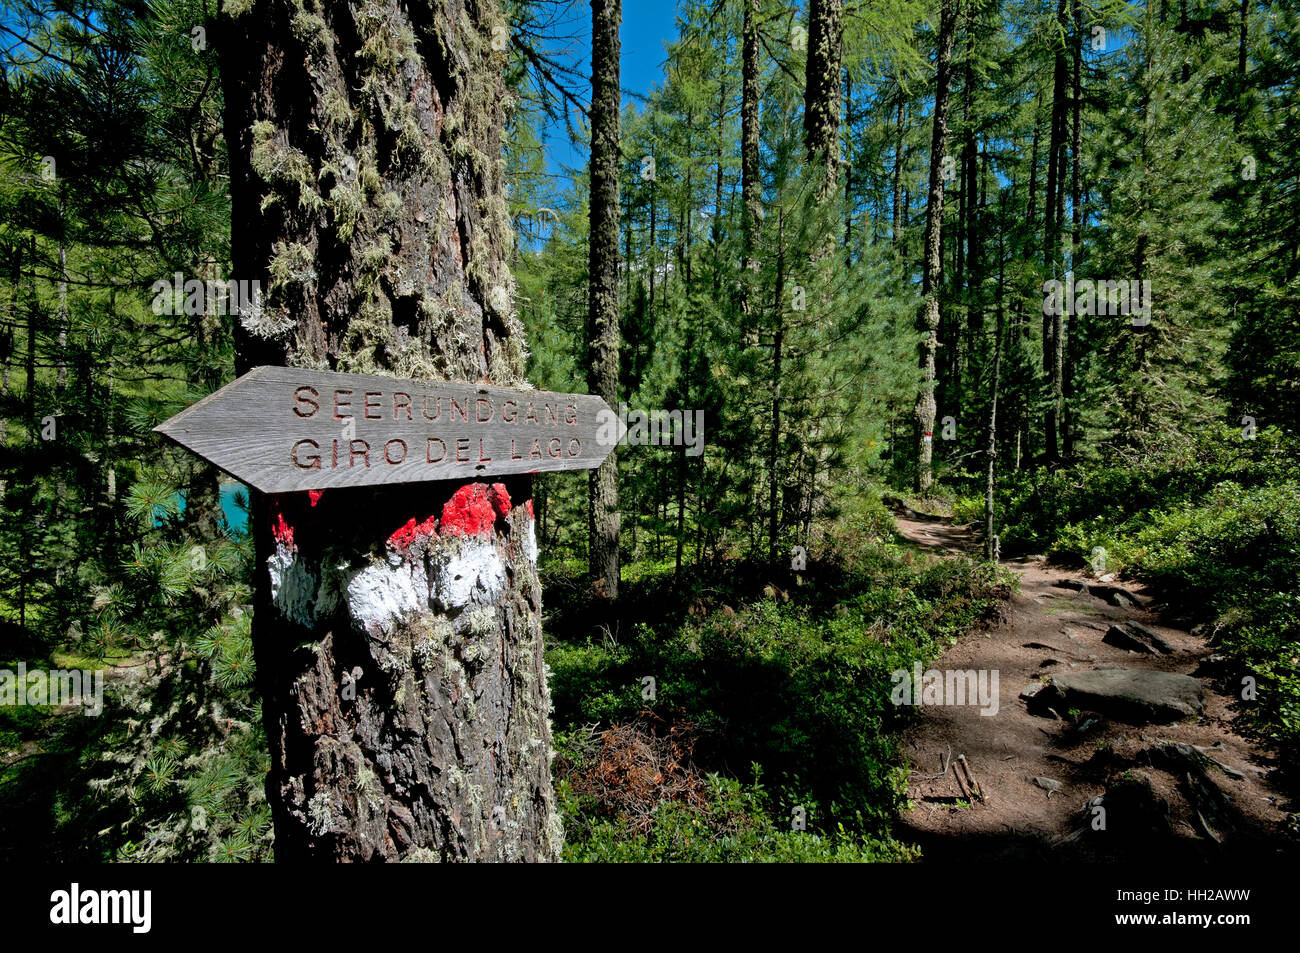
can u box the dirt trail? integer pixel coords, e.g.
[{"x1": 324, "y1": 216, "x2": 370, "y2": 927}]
[{"x1": 892, "y1": 509, "x2": 1293, "y2": 862}]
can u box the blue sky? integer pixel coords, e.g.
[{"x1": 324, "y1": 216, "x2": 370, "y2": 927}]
[{"x1": 541, "y1": 1, "x2": 684, "y2": 181}]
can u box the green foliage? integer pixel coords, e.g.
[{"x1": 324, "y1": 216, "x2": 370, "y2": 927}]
[
  {"x1": 559, "y1": 770, "x2": 918, "y2": 863},
  {"x1": 2, "y1": 0, "x2": 1297, "y2": 862},
  {"x1": 951, "y1": 495, "x2": 985, "y2": 525},
  {"x1": 546, "y1": 530, "x2": 1004, "y2": 856}
]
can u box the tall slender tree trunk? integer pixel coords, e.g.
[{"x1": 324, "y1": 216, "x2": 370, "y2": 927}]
[
  {"x1": 914, "y1": 0, "x2": 959, "y2": 497},
  {"x1": 1026, "y1": 93, "x2": 1041, "y2": 251},
  {"x1": 219, "y1": 0, "x2": 559, "y2": 862},
  {"x1": 25, "y1": 236, "x2": 36, "y2": 431},
  {"x1": 769, "y1": 212, "x2": 786, "y2": 563},
  {"x1": 844, "y1": 72, "x2": 854, "y2": 255},
  {"x1": 985, "y1": 200, "x2": 1006, "y2": 561},
  {"x1": 588, "y1": 0, "x2": 622, "y2": 601},
  {"x1": 715, "y1": 75, "x2": 726, "y2": 295},
  {"x1": 2, "y1": 245, "x2": 19, "y2": 447},
  {"x1": 645, "y1": 116, "x2": 659, "y2": 321},
  {"x1": 893, "y1": 89, "x2": 906, "y2": 243},
  {"x1": 1064, "y1": 0, "x2": 1083, "y2": 459},
  {"x1": 56, "y1": 239, "x2": 68, "y2": 391},
  {"x1": 1043, "y1": 0, "x2": 1069, "y2": 465},
  {"x1": 1238, "y1": 0, "x2": 1249, "y2": 78},
  {"x1": 681, "y1": 114, "x2": 694, "y2": 286},
  {"x1": 964, "y1": 28, "x2": 983, "y2": 355},
  {"x1": 741, "y1": 0, "x2": 761, "y2": 323}
]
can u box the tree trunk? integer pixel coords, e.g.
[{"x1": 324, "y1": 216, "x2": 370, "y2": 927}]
[
  {"x1": 769, "y1": 212, "x2": 786, "y2": 563},
  {"x1": 1064, "y1": 0, "x2": 1083, "y2": 459},
  {"x1": 741, "y1": 0, "x2": 761, "y2": 321},
  {"x1": 219, "y1": 0, "x2": 558, "y2": 862},
  {"x1": 648, "y1": 113, "x2": 658, "y2": 323},
  {"x1": 715, "y1": 74, "x2": 726, "y2": 294},
  {"x1": 1238, "y1": 0, "x2": 1248, "y2": 78},
  {"x1": 843, "y1": 72, "x2": 854, "y2": 255},
  {"x1": 914, "y1": 0, "x2": 958, "y2": 497},
  {"x1": 1042, "y1": 0, "x2": 1068, "y2": 465},
  {"x1": 964, "y1": 28, "x2": 982, "y2": 351},
  {"x1": 804, "y1": 0, "x2": 844, "y2": 198},
  {"x1": 2, "y1": 245, "x2": 18, "y2": 447},
  {"x1": 892, "y1": 88, "x2": 905, "y2": 243},
  {"x1": 1026, "y1": 94, "x2": 1040, "y2": 252},
  {"x1": 57, "y1": 238, "x2": 68, "y2": 391},
  {"x1": 588, "y1": 0, "x2": 621, "y2": 601},
  {"x1": 25, "y1": 236, "x2": 36, "y2": 432},
  {"x1": 985, "y1": 192, "x2": 1006, "y2": 561}
]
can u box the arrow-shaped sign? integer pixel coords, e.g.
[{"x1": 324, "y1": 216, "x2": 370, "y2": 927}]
[{"x1": 155, "y1": 366, "x2": 617, "y2": 494}]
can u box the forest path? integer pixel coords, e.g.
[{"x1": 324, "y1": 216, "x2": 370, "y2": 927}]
[{"x1": 890, "y1": 509, "x2": 1292, "y2": 861}]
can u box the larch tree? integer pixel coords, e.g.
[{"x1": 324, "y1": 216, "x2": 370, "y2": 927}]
[
  {"x1": 740, "y1": 0, "x2": 761, "y2": 308},
  {"x1": 913, "y1": 0, "x2": 958, "y2": 497},
  {"x1": 588, "y1": 0, "x2": 621, "y2": 601},
  {"x1": 218, "y1": 0, "x2": 560, "y2": 862}
]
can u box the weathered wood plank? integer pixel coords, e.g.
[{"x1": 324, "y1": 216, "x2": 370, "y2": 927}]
[{"x1": 155, "y1": 366, "x2": 616, "y2": 493}]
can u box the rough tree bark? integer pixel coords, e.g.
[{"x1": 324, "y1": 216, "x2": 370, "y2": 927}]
[
  {"x1": 769, "y1": 211, "x2": 785, "y2": 564},
  {"x1": 803, "y1": 0, "x2": 844, "y2": 199},
  {"x1": 588, "y1": 0, "x2": 621, "y2": 601},
  {"x1": 914, "y1": 0, "x2": 958, "y2": 497},
  {"x1": 740, "y1": 0, "x2": 761, "y2": 316},
  {"x1": 892, "y1": 87, "x2": 905, "y2": 243},
  {"x1": 1042, "y1": 0, "x2": 1069, "y2": 465},
  {"x1": 1063, "y1": 0, "x2": 1083, "y2": 460},
  {"x1": 219, "y1": 0, "x2": 559, "y2": 862},
  {"x1": 985, "y1": 191, "x2": 1006, "y2": 562}
]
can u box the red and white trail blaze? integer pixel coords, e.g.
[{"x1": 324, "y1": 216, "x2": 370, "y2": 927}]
[{"x1": 266, "y1": 482, "x2": 538, "y2": 635}]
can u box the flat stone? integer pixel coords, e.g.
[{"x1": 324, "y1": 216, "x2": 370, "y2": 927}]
[
  {"x1": 1033, "y1": 776, "x2": 1064, "y2": 797},
  {"x1": 1123, "y1": 621, "x2": 1175, "y2": 654},
  {"x1": 1104, "y1": 623, "x2": 1156, "y2": 654},
  {"x1": 1088, "y1": 583, "x2": 1140, "y2": 607},
  {"x1": 1102, "y1": 622, "x2": 1174, "y2": 655},
  {"x1": 1030, "y1": 668, "x2": 1205, "y2": 724},
  {"x1": 1020, "y1": 681, "x2": 1047, "y2": 701}
]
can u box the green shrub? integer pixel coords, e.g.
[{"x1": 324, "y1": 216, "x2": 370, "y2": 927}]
[
  {"x1": 951, "y1": 495, "x2": 985, "y2": 525},
  {"x1": 560, "y1": 772, "x2": 918, "y2": 863},
  {"x1": 547, "y1": 534, "x2": 1006, "y2": 854}
]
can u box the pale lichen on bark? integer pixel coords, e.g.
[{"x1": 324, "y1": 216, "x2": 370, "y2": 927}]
[{"x1": 221, "y1": 0, "x2": 559, "y2": 861}]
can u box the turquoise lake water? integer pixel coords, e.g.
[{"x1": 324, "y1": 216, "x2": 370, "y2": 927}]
[
  {"x1": 172, "y1": 483, "x2": 250, "y2": 536},
  {"x1": 221, "y1": 483, "x2": 250, "y2": 535}
]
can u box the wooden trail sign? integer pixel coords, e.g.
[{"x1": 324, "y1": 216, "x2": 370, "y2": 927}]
[{"x1": 155, "y1": 366, "x2": 618, "y2": 494}]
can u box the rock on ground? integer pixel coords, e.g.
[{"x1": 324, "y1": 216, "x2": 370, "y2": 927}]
[{"x1": 1030, "y1": 668, "x2": 1204, "y2": 724}]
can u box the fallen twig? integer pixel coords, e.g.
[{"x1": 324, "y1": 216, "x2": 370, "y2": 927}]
[{"x1": 958, "y1": 754, "x2": 986, "y2": 802}]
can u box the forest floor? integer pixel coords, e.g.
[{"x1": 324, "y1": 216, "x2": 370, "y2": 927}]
[{"x1": 891, "y1": 507, "x2": 1296, "y2": 863}]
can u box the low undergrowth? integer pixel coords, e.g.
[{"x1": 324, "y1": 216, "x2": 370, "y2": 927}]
[{"x1": 546, "y1": 505, "x2": 1009, "y2": 862}]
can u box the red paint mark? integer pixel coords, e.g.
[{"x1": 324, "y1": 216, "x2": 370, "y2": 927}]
[
  {"x1": 489, "y1": 483, "x2": 511, "y2": 520},
  {"x1": 525, "y1": 499, "x2": 534, "y2": 519},
  {"x1": 308, "y1": 489, "x2": 324, "y2": 507},
  {"x1": 440, "y1": 483, "x2": 499, "y2": 538},
  {"x1": 272, "y1": 512, "x2": 295, "y2": 549},
  {"x1": 388, "y1": 514, "x2": 438, "y2": 551}
]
